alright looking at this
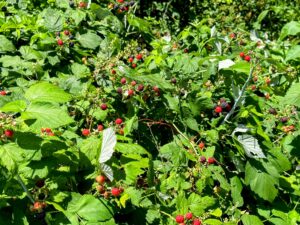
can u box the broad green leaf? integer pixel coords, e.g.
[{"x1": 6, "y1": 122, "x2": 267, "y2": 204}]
[
  {"x1": 124, "y1": 187, "x2": 143, "y2": 206},
  {"x1": 43, "y1": 8, "x2": 64, "y2": 31},
  {"x1": 116, "y1": 143, "x2": 149, "y2": 155},
  {"x1": 280, "y1": 21, "x2": 300, "y2": 40},
  {"x1": 146, "y1": 209, "x2": 160, "y2": 224},
  {"x1": 184, "y1": 117, "x2": 199, "y2": 131},
  {"x1": 124, "y1": 158, "x2": 149, "y2": 184},
  {"x1": 204, "y1": 219, "x2": 223, "y2": 225},
  {"x1": 159, "y1": 142, "x2": 187, "y2": 167},
  {"x1": 21, "y1": 102, "x2": 74, "y2": 131},
  {"x1": 286, "y1": 45, "x2": 300, "y2": 62},
  {"x1": 78, "y1": 32, "x2": 101, "y2": 49},
  {"x1": 80, "y1": 136, "x2": 101, "y2": 164},
  {"x1": 281, "y1": 82, "x2": 300, "y2": 107},
  {"x1": 236, "y1": 134, "x2": 266, "y2": 158},
  {"x1": 127, "y1": 15, "x2": 151, "y2": 34},
  {"x1": 56, "y1": 0, "x2": 69, "y2": 8},
  {"x1": 67, "y1": 193, "x2": 113, "y2": 222},
  {"x1": 164, "y1": 94, "x2": 180, "y2": 112},
  {"x1": 25, "y1": 82, "x2": 71, "y2": 103},
  {"x1": 241, "y1": 214, "x2": 264, "y2": 225},
  {"x1": 228, "y1": 61, "x2": 250, "y2": 74},
  {"x1": 188, "y1": 193, "x2": 216, "y2": 216},
  {"x1": 230, "y1": 176, "x2": 244, "y2": 207},
  {"x1": 245, "y1": 162, "x2": 278, "y2": 202},
  {"x1": 0, "y1": 35, "x2": 15, "y2": 52},
  {"x1": 19, "y1": 46, "x2": 43, "y2": 60},
  {"x1": 0, "y1": 100, "x2": 27, "y2": 113},
  {"x1": 124, "y1": 115, "x2": 138, "y2": 136},
  {"x1": 0, "y1": 143, "x2": 26, "y2": 173},
  {"x1": 71, "y1": 63, "x2": 90, "y2": 78}
]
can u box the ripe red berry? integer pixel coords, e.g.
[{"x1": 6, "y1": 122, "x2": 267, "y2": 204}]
[
  {"x1": 96, "y1": 185, "x2": 105, "y2": 193},
  {"x1": 57, "y1": 39, "x2": 63, "y2": 46},
  {"x1": 239, "y1": 52, "x2": 245, "y2": 57},
  {"x1": 45, "y1": 128, "x2": 52, "y2": 133},
  {"x1": 131, "y1": 80, "x2": 137, "y2": 86},
  {"x1": 0, "y1": 90, "x2": 7, "y2": 96},
  {"x1": 111, "y1": 187, "x2": 121, "y2": 197},
  {"x1": 198, "y1": 142, "x2": 205, "y2": 150},
  {"x1": 136, "y1": 54, "x2": 143, "y2": 60},
  {"x1": 137, "y1": 84, "x2": 144, "y2": 91},
  {"x1": 132, "y1": 63, "x2": 137, "y2": 68},
  {"x1": 97, "y1": 124, "x2": 104, "y2": 131},
  {"x1": 229, "y1": 33, "x2": 235, "y2": 39},
  {"x1": 185, "y1": 212, "x2": 193, "y2": 220},
  {"x1": 214, "y1": 106, "x2": 222, "y2": 113},
  {"x1": 100, "y1": 103, "x2": 108, "y2": 110},
  {"x1": 33, "y1": 202, "x2": 43, "y2": 210},
  {"x1": 128, "y1": 57, "x2": 134, "y2": 63},
  {"x1": 117, "y1": 0, "x2": 124, "y2": 3},
  {"x1": 207, "y1": 157, "x2": 216, "y2": 165},
  {"x1": 265, "y1": 77, "x2": 271, "y2": 85},
  {"x1": 251, "y1": 85, "x2": 256, "y2": 91},
  {"x1": 111, "y1": 69, "x2": 116, "y2": 75},
  {"x1": 175, "y1": 215, "x2": 185, "y2": 223},
  {"x1": 95, "y1": 175, "x2": 106, "y2": 184},
  {"x1": 64, "y1": 30, "x2": 70, "y2": 35},
  {"x1": 79, "y1": 2, "x2": 86, "y2": 8},
  {"x1": 115, "y1": 118, "x2": 123, "y2": 125},
  {"x1": 121, "y1": 77, "x2": 126, "y2": 84},
  {"x1": 117, "y1": 87, "x2": 123, "y2": 94},
  {"x1": 153, "y1": 86, "x2": 159, "y2": 93},
  {"x1": 244, "y1": 55, "x2": 251, "y2": 62},
  {"x1": 82, "y1": 129, "x2": 90, "y2": 136},
  {"x1": 193, "y1": 219, "x2": 202, "y2": 225},
  {"x1": 4, "y1": 130, "x2": 14, "y2": 138},
  {"x1": 127, "y1": 89, "x2": 134, "y2": 96}
]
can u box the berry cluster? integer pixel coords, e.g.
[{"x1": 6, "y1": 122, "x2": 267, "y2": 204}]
[
  {"x1": 56, "y1": 30, "x2": 75, "y2": 47},
  {"x1": 0, "y1": 113, "x2": 17, "y2": 141},
  {"x1": 108, "y1": 1, "x2": 135, "y2": 14},
  {"x1": 175, "y1": 212, "x2": 202, "y2": 225},
  {"x1": 200, "y1": 156, "x2": 216, "y2": 165},
  {"x1": 239, "y1": 52, "x2": 251, "y2": 62},
  {"x1": 213, "y1": 98, "x2": 231, "y2": 115},
  {"x1": 95, "y1": 175, "x2": 124, "y2": 199},
  {"x1": 127, "y1": 52, "x2": 143, "y2": 68},
  {"x1": 41, "y1": 128, "x2": 54, "y2": 136}
]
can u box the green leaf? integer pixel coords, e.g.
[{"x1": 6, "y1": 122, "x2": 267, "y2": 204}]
[
  {"x1": 204, "y1": 219, "x2": 223, "y2": 225},
  {"x1": 56, "y1": 0, "x2": 69, "y2": 8},
  {"x1": 116, "y1": 143, "x2": 149, "y2": 155},
  {"x1": 164, "y1": 94, "x2": 180, "y2": 112},
  {"x1": 188, "y1": 193, "x2": 216, "y2": 216},
  {"x1": 241, "y1": 214, "x2": 264, "y2": 225},
  {"x1": 184, "y1": 117, "x2": 199, "y2": 131},
  {"x1": 228, "y1": 61, "x2": 250, "y2": 74},
  {"x1": 281, "y1": 82, "x2": 300, "y2": 107},
  {"x1": 43, "y1": 8, "x2": 64, "y2": 32},
  {"x1": 21, "y1": 102, "x2": 74, "y2": 131},
  {"x1": 286, "y1": 45, "x2": 300, "y2": 62},
  {"x1": 19, "y1": 46, "x2": 43, "y2": 60},
  {"x1": 25, "y1": 82, "x2": 71, "y2": 103},
  {"x1": 146, "y1": 209, "x2": 160, "y2": 224},
  {"x1": 230, "y1": 176, "x2": 244, "y2": 207},
  {"x1": 79, "y1": 136, "x2": 101, "y2": 165},
  {"x1": 280, "y1": 21, "x2": 300, "y2": 40},
  {"x1": 71, "y1": 63, "x2": 90, "y2": 78},
  {"x1": 0, "y1": 143, "x2": 26, "y2": 173},
  {"x1": 0, "y1": 100, "x2": 27, "y2": 113},
  {"x1": 124, "y1": 158, "x2": 149, "y2": 184},
  {"x1": 245, "y1": 162, "x2": 278, "y2": 202},
  {"x1": 0, "y1": 35, "x2": 15, "y2": 52},
  {"x1": 67, "y1": 193, "x2": 114, "y2": 222},
  {"x1": 78, "y1": 32, "x2": 101, "y2": 49},
  {"x1": 127, "y1": 15, "x2": 151, "y2": 34}
]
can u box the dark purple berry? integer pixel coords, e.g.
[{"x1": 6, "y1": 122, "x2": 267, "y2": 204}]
[{"x1": 268, "y1": 108, "x2": 277, "y2": 115}]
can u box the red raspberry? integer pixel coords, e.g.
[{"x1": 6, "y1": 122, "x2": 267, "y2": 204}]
[
  {"x1": 229, "y1": 33, "x2": 235, "y2": 39},
  {"x1": 153, "y1": 86, "x2": 159, "y2": 93},
  {"x1": 79, "y1": 2, "x2": 86, "y2": 8},
  {"x1": 96, "y1": 185, "x2": 105, "y2": 194},
  {"x1": 117, "y1": 0, "x2": 124, "y2": 3},
  {"x1": 115, "y1": 118, "x2": 123, "y2": 125},
  {"x1": 4, "y1": 130, "x2": 14, "y2": 138},
  {"x1": 33, "y1": 202, "x2": 43, "y2": 210},
  {"x1": 214, "y1": 106, "x2": 222, "y2": 113},
  {"x1": 198, "y1": 142, "x2": 205, "y2": 150},
  {"x1": 136, "y1": 54, "x2": 143, "y2": 60},
  {"x1": 185, "y1": 212, "x2": 193, "y2": 220},
  {"x1": 132, "y1": 63, "x2": 137, "y2": 68},
  {"x1": 97, "y1": 124, "x2": 104, "y2": 131},
  {"x1": 131, "y1": 80, "x2": 137, "y2": 86},
  {"x1": 57, "y1": 39, "x2": 63, "y2": 46},
  {"x1": 95, "y1": 175, "x2": 106, "y2": 184},
  {"x1": 127, "y1": 89, "x2": 134, "y2": 96},
  {"x1": 64, "y1": 30, "x2": 70, "y2": 35},
  {"x1": 193, "y1": 219, "x2": 202, "y2": 225},
  {"x1": 137, "y1": 84, "x2": 144, "y2": 91},
  {"x1": 244, "y1": 55, "x2": 251, "y2": 62},
  {"x1": 100, "y1": 103, "x2": 108, "y2": 110},
  {"x1": 128, "y1": 57, "x2": 134, "y2": 63},
  {"x1": 111, "y1": 187, "x2": 121, "y2": 197},
  {"x1": 175, "y1": 215, "x2": 185, "y2": 223},
  {"x1": 239, "y1": 52, "x2": 245, "y2": 57},
  {"x1": 121, "y1": 77, "x2": 126, "y2": 84},
  {"x1": 207, "y1": 157, "x2": 216, "y2": 165},
  {"x1": 0, "y1": 90, "x2": 7, "y2": 95},
  {"x1": 82, "y1": 129, "x2": 90, "y2": 136},
  {"x1": 45, "y1": 128, "x2": 52, "y2": 133},
  {"x1": 200, "y1": 156, "x2": 206, "y2": 164},
  {"x1": 111, "y1": 69, "x2": 116, "y2": 75}
]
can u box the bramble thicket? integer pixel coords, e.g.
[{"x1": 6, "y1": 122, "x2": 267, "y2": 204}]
[{"x1": 0, "y1": 0, "x2": 299, "y2": 225}]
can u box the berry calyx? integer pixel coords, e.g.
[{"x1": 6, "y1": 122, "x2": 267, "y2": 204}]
[
  {"x1": 207, "y1": 157, "x2": 216, "y2": 165},
  {"x1": 57, "y1": 39, "x2": 64, "y2": 46},
  {"x1": 193, "y1": 219, "x2": 202, "y2": 225},
  {"x1": 244, "y1": 55, "x2": 251, "y2": 62},
  {"x1": 239, "y1": 52, "x2": 245, "y2": 58},
  {"x1": 136, "y1": 54, "x2": 143, "y2": 60},
  {"x1": 95, "y1": 175, "x2": 106, "y2": 184},
  {"x1": 111, "y1": 187, "x2": 121, "y2": 197},
  {"x1": 121, "y1": 77, "x2": 126, "y2": 84},
  {"x1": 100, "y1": 103, "x2": 108, "y2": 110},
  {"x1": 4, "y1": 130, "x2": 14, "y2": 138},
  {"x1": 175, "y1": 215, "x2": 185, "y2": 223},
  {"x1": 214, "y1": 106, "x2": 222, "y2": 113},
  {"x1": 185, "y1": 212, "x2": 193, "y2": 220},
  {"x1": 97, "y1": 124, "x2": 104, "y2": 131},
  {"x1": 115, "y1": 118, "x2": 123, "y2": 125},
  {"x1": 82, "y1": 129, "x2": 90, "y2": 136}
]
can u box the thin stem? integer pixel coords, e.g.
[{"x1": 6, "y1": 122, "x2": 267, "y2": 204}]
[
  {"x1": 222, "y1": 64, "x2": 256, "y2": 124},
  {"x1": 17, "y1": 174, "x2": 35, "y2": 204},
  {"x1": 160, "y1": 210, "x2": 175, "y2": 221}
]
